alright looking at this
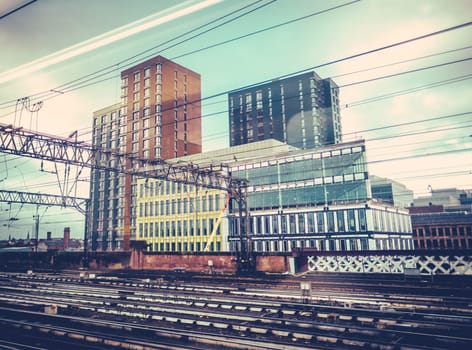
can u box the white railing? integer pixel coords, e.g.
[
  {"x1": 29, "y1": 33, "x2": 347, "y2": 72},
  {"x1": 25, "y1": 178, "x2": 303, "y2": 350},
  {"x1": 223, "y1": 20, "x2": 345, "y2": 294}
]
[{"x1": 307, "y1": 254, "x2": 472, "y2": 275}]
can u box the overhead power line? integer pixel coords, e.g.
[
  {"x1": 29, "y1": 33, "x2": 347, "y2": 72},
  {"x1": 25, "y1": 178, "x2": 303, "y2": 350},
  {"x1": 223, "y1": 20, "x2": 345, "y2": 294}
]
[
  {"x1": 343, "y1": 74, "x2": 472, "y2": 108},
  {"x1": 338, "y1": 57, "x2": 472, "y2": 88},
  {"x1": 0, "y1": 0, "x2": 38, "y2": 20},
  {"x1": 12, "y1": 1, "x2": 470, "y2": 114},
  {"x1": 343, "y1": 112, "x2": 471, "y2": 136},
  {"x1": 331, "y1": 45, "x2": 472, "y2": 79},
  {"x1": 0, "y1": 0, "x2": 277, "y2": 108},
  {"x1": 1, "y1": 0, "x2": 360, "y2": 109}
]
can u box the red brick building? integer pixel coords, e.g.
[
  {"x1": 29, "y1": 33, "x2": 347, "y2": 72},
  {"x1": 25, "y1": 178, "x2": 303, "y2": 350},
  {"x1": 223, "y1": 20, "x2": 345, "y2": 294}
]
[
  {"x1": 120, "y1": 56, "x2": 202, "y2": 251},
  {"x1": 410, "y1": 208, "x2": 472, "y2": 250},
  {"x1": 90, "y1": 56, "x2": 202, "y2": 251}
]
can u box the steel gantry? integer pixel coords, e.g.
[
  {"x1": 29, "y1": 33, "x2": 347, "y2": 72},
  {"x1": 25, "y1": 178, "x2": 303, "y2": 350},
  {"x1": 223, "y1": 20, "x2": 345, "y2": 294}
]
[
  {"x1": 0, "y1": 123, "x2": 252, "y2": 271},
  {"x1": 0, "y1": 189, "x2": 89, "y2": 252},
  {"x1": 0, "y1": 189, "x2": 88, "y2": 215}
]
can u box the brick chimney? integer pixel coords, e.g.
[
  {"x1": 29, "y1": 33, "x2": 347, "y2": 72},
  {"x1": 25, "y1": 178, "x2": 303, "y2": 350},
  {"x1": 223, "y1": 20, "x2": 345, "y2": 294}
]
[{"x1": 63, "y1": 227, "x2": 70, "y2": 249}]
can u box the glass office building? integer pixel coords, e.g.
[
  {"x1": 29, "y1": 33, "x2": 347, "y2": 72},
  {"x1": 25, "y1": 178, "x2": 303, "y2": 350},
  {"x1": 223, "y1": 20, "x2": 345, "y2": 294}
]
[{"x1": 228, "y1": 140, "x2": 413, "y2": 253}]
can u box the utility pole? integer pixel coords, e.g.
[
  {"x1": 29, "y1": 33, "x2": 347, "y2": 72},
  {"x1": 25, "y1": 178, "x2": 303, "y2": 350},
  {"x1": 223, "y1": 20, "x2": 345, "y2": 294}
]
[
  {"x1": 83, "y1": 200, "x2": 90, "y2": 268},
  {"x1": 33, "y1": 205, "x2": 39, "y2": 252}
]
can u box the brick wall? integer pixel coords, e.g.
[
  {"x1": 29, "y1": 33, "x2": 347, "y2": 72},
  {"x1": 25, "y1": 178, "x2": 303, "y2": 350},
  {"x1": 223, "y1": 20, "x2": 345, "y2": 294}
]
[{"x1": 130, "y1": 250, "x2": 292, "y2": 273}]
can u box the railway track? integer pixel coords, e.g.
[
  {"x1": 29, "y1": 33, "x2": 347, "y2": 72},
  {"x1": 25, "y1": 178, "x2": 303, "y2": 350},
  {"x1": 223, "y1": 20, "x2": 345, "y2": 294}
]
[
  {"x1": 5, "y1": 271, "x2": 470, "y2": 312},
  {"x1": 0, "y1": 271, "x2": 471, "y2": 349}
]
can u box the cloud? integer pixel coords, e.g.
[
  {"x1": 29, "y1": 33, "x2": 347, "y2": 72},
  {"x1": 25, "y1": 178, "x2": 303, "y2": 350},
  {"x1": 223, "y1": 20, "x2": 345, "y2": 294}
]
[{"x1": 0, "y1": 0, "x2": 221, "y2": 84}]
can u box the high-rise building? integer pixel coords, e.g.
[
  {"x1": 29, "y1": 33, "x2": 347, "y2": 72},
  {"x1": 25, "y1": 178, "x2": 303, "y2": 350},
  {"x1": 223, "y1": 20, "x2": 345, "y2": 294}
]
[
  {"x1": 90, "y1": 103, "x2": 123, "y2": 251},
  {"x1": 89, "y1": 55, "x2": 202, "y2": 251},
  {"x1": 228, "y1": 71, "x2": 342, "y2": 149}
]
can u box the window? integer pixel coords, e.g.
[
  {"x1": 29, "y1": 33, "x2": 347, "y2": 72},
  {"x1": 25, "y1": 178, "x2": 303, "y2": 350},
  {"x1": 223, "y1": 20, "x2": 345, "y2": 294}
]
[
  {"x1": 347, "y1": 210, "x2": 356, "y2": 231},
  {"x1": 337, "y1": 211, "x2": 345, "y2": 232},
  {"x1": 256, "y1": 90, "x2": 263, "y2": 108},
  {"x1": 272, "y1": 215, "x2": 278, "y2": 234},
  {"x1": 281, "y1": 215, "x2": 287, "y2": 233},
  {"x1": 358, "y1": 210, "x2": 366, "y2": 231},
  {"x1": 134, "y1": 71, "x2": 140, "y2": 81},
  {"x1": 307, "y1": 213, "x2": 314, "y2": 233},
  {"x1": 144, "y1": 67, "x2": 150, "y2": 77},
  {"x1": 298, "y1": 214, "x2": 305, "y2": 234},
  {"x1": 289, "y1": 214, "x2": 296, "y2": 234},
  {"x1": 245, "y1": 93, "x2": 252, "y2": 111},
  {"x1": 317, "y1": 212, "x2": 325, "y2": 232},
  {"x1": 326, "y1": 212, "x2": 334, "y2": 232}
]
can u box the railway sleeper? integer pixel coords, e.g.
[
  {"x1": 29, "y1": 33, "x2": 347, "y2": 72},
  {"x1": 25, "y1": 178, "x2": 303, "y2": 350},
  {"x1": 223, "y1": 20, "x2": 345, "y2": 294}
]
[
  {"x1": 249, "y1": 327, "x2": 267, "y2": 335},
  {"x1": 234, "y1": 305, "x2": 247, "y2": 311},
  {"x1": 347, "y1": 327, "x2": 379, "y2": 337},
  {"x1": 154, "y1": 330, "x2": 183, "y2": 340},
  {"x1": 357, "y1": 316, "x2": 375, "y2": 324},
  {"x1": 342, "y1": 339, "x2": 366, "y2": 347},
  {"x1": 271, "y1": 329, "x2": 291, "y2": 337},
  {"x1": 315, "y1": 335, "x2": 339, "y2": 344},
  {"x1": 68, "y1": 333, "x2": 85, "y2": 341},
  {"x1": 283, "y1": 320, "x2": 312, "y2": 329},
  {"x1": 313, "y1": 324, "x2": 346, "y2": 333},
  {"x1": 103, "y1": 339, "x2": 122, "y2": 347},
  {"x1": 196, "y1": 320, "x2": 212, "y2": 327},
  {"x1": 85, "y1": 335, "x2": 101, "y2": 343},
  {"x1": 231, "y1": 324, "x2": 248, "y2": 332},
  {"x1": 213, "y1": 322, "x2": 229, "y2": 329},
  {"x1": 292, "y1": 332, "x2": 312, "y2": 340},
  {"x1": 259, "y1": 317, "x2": 282, "y2": 325},
  {"x1": 180, "y1": 318, "x2": 195, "y2": 325},
  {"x1": 38, "y1": 327, "x2": 50, "y2": 333}
]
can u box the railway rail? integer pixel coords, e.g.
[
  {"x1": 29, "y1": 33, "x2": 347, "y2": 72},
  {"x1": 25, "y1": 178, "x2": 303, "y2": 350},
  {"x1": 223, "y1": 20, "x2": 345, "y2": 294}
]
[{"x1": 0, "y1": 271, "x2": 471, "y2": 349}]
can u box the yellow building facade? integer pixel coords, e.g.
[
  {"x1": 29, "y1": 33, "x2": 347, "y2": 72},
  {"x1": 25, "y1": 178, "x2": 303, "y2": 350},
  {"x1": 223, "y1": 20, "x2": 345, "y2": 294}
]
[{"x1": 136, "y1": 178, "x2": 229, "y2": 252}]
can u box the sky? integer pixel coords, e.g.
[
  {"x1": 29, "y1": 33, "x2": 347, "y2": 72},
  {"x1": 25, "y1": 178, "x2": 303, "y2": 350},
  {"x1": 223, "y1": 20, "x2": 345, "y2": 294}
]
[{"x1": 0, "y1": 0, "x2": 471, "y2": 240}]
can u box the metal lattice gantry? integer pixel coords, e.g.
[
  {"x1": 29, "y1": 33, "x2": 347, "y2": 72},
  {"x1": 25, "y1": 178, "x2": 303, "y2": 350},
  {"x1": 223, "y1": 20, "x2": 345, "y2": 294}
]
[
  {"x1": 0, "y1": 123, "x2": 247, "y2": 193},
  {"x1": 0, "y1": 123, "x2": 251, "y2": 269},
  {"x1": 0, "y1": 189, "x2": 88, "y2": 215}
]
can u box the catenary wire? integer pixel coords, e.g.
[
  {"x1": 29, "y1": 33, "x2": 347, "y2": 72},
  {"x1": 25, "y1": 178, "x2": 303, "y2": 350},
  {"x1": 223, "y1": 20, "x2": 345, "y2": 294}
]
[
  {"x1": 0, "y1": 0, "x2": 359, "y2": 109},
  {"x1": 338, "y1": 57, "x2": 471, "y2": 88}
]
